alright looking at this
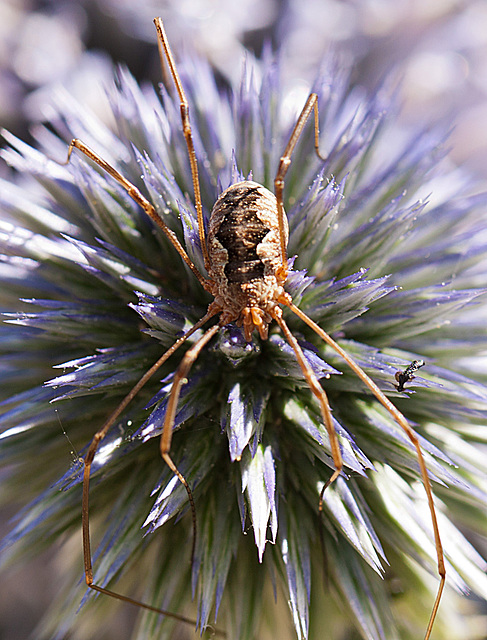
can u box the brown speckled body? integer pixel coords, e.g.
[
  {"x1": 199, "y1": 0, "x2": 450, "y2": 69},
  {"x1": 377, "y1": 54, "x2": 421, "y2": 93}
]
[{"x1": 206, "y1": 181, "x2": 289, "y2": 339}]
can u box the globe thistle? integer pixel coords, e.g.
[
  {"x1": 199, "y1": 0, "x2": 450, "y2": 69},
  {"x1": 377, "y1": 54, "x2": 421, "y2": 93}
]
[{"x1": 1, "y1": 19, "x2": 487, "y2": 640}]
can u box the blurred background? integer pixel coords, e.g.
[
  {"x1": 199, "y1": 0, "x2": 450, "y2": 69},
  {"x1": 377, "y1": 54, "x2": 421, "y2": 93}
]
[
  {"x1": 2, "y1": 0, "x2": 487, "y2": 181},
  {"x1": 1, "y1": 0, "x2": 487, "y2": 638}
]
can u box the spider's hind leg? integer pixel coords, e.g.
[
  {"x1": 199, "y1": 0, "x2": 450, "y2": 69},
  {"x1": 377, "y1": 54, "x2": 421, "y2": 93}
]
[{"x1": 282, "y1": 298, "x2": 445, "y2": 640}]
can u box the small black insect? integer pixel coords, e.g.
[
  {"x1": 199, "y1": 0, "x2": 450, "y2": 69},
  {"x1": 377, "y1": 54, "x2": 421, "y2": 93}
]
[{"x1": 395, "y1": 359, "x2": 425, "y2": 392}]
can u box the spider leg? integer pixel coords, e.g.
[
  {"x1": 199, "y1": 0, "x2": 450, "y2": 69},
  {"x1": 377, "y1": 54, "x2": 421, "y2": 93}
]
[
  {"x1": 272, "y1": 308, "x2": 342, "y2": 491},
  {"x1": 81, "y1": 309, "x2": 218, "y2": 621},
  {"x1": 274, "y1": 92, "x2": 326, "y2": 272},
  {"x1": 159, "y1": 322, "x2": 220, "y2": 563},
  {"x1": 154, "y1": 17, "x2": 210, "y2": 272},
  {"x1": 65, "y1": 138, "x2": 209, "y2": 290},
  {"x1": 284, "y1": 298, "x2": 445, "y2": 640}
]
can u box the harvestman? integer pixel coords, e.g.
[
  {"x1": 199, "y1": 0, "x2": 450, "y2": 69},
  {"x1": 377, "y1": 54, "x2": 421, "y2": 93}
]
[{"x1": 65, "y1": 17, "x2": 446, "y2": 639}]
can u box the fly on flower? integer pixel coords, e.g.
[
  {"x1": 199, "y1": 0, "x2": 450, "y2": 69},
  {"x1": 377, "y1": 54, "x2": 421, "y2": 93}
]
[
  {"x1": 395, "y1": 359, "x2": 426, "y2": 392},
  {"x1": 61, "y1": 17, "x2": 447, "y2": 640}
]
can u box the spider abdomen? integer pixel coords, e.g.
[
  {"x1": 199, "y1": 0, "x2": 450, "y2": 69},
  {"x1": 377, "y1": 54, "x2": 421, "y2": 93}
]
[
  {"x1": 207, "y1": 181, "x2": 287, "y2": 282},
  {"x1": 216, "y1": 205, "x2": 269, "y2": 283},
  {"x1": 206, "y1": 181, "x2": 289, "y2": 332}
]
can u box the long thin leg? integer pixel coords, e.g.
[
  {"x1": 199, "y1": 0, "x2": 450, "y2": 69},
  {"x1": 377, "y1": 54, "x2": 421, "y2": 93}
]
[
  {"x1": 272, "y1": 308, "x2": 342, "y2": 489},
  {"x1": 284, "y1": 298, "x2": 445, "y2": 640},
  {"x1": 82, "y1": 309, "x2": 218, "y2": 620},
  {"x1": 159, "y1": 323, "x2": 220, "y2": 563},
  {"x1": 154, "y1": 17, "x2": 210, "y2": 272},
  {"x1": 274, "y1": 93, "x2": 326, "y2": 271},
  {"x1": 65, "y1": 138, "x2": 209, "y2": 290}
]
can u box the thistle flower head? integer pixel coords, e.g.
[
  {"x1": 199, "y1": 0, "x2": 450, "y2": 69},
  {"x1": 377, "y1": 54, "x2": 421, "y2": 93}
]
[{"x1": 1, "y1": 32, "x2": 487, "y2": 640}]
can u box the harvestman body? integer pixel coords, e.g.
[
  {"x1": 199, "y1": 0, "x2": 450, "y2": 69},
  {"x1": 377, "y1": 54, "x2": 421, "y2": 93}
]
[{"x1": 66, "y1": 17, "x2": 445, "y2": 639}]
